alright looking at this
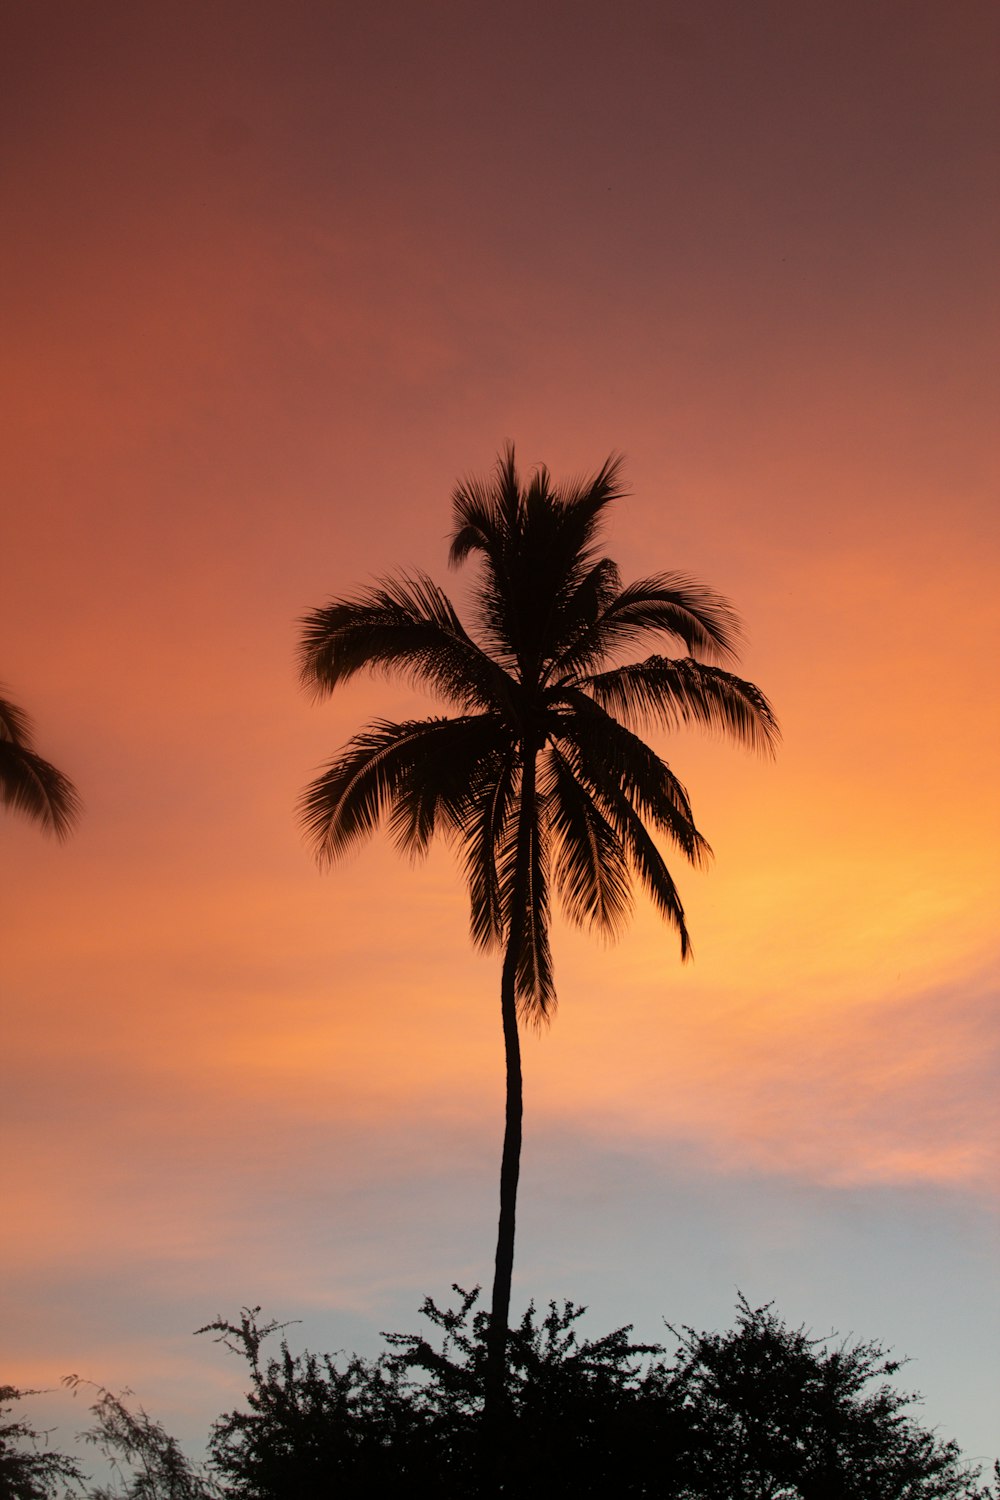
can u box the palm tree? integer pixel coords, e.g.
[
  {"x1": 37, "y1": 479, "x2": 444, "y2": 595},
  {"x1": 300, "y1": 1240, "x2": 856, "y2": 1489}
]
[
  {"x1": 0, "y1": 688, "x2": 81, "y2": 838},
  {"x1": 297, "y1": 446, "x2": 778, "y2": 1412}
]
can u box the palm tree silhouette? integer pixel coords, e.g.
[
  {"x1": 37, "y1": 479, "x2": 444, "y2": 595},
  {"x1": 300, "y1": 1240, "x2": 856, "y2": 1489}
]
[
  {"x1": 0, "y1": 689, "x2": 81, "y2": 838},
  {"x1": 298, "y1": 446, "x2": 778, "y2": 1411}
]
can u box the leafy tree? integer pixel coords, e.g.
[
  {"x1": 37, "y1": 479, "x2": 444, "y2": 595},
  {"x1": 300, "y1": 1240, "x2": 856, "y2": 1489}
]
[
  {"x1": 4, "y1": 1302, "x2": 994, "y2": 1498},
  {"x1": 202, "y1": 1296, "x2": 666, "y2": 1496},
  {"x1": 0, "y1": 1381, "x2": 217, "y2": 1500},
  {"x1": 0, "y1": 1384, "x2": 82, "y2": 1499},
  {"x1": 661, "y1": 1296, "x2": 996, "y2": 1500},
  {"x1": 200, "y1": 1293, "x2": 998, "y2": 1498},
  {"x1": 0, "y1": 691, "x2": 80, "y2": 838},
  {"x1": 297, "y1": 446, "x2": 778, "y2": 1407},
  {"x1": 65, "y1": 1379, "x2": 218, "y2": 1499},
  {"x1": 198, "y1": 1309, "x2": 436, "y2": 1499}
]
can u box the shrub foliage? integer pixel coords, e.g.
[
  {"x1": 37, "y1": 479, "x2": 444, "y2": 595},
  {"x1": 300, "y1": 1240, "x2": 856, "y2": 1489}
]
[
  {"x1": 4, "y1": 1295, "x2": 996, "y2": 1498},
  {"x1": 200, "y1": 1292, "x2": 996, "y2": 1499}
]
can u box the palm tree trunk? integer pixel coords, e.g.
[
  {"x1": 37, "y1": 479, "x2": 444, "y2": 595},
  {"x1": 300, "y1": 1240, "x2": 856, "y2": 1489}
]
[
  {"x1": 484, "y1": 927, "x2": 523, "y2": 1416},
  {"x1": 484, "y1": 744, "x2": 536, "y2": 1421}
]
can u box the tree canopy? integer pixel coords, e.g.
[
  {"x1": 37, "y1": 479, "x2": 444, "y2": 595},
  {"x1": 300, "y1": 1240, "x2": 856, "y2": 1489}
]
[
  {"x1": 197, "y1": 1294, "x2": 996, "y2": 1500},
  {"x1": 4, "y1": 1297, "x2": 995, "y2": 1498}
]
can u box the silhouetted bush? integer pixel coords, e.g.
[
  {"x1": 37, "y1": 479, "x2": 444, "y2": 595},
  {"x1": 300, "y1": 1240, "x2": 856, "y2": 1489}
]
[
  {"x1": 4, "y1": 1297, "x2": 996, "y2": 1498},
  {"x1": 0, "y1": 1385, "x2": 83, "y2": 1500},
  {"x1": 67, "y1": 1379, "x2": 218, "y2": 1499},
  {"x1": 0, "y1": 1380, "x2": 217, "y2": 1500},
  {"x1": 200, "y1": 1292, "x2": 997, "y2": 1499}
]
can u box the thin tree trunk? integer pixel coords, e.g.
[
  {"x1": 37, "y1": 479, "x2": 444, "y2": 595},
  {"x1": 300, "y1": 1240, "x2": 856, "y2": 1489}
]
[
  {"x1": 484, "y1": 745, "x2": 536, "y2": 1426},
  {"x1": 484, "y1": 928, "x2": 523, "y2": 1417}
]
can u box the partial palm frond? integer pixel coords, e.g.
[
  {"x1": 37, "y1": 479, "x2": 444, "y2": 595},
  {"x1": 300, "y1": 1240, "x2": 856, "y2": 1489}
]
[
  {"x1": 517, "y1": 455, "x2": 625, "y2": 598},
  {"x1": 582, "y1": 656, "x2": 780, "y2": 755},
  {"x1": 0, "y1": 692, "x2": 81, "y2": 838},
  {"x1": 549, "y1": 453, "x2": 628, "y2": 579},
  {"x1": 600, "y1": 784, "x2": 693, "y2": 959},
  {"x1": 555, "y1": 574, "x2": 746, "y2": 679},
  {"x1": 543, "y1": 747, "x2": 632, "y2": 937},
  {"x1": 463, "y1": 752, "x2": 519, "y2": 953},
  {"x1": 449, "y1": 443, "x2": 522, "y2": 568},
  {"x1": 451, "y1": 447, "x2": 541, "y2": 668},
  {"x1": 515, "y1": 461, "x2": 627, "y2": 673},
  {"x1": 539, "y1": 558, "x2": 622, "y2": 680},
  {"x1": 492, "y1": 780, "x2": 555, "y2": 1021},
  {"x1": 0, "y1": 741, "x2": 82, "y2": 839},
  {"x1": 550, "y1": 692, "x2": 711, "y2": 867},
  {"x1": 387, "y1": 721, "x2": 511, "y2": 858},
  {"x1": 298, "y1": 716, "x2": 503, "y2": 864},
  {"x1": 0, "y1": 695, "x2": 34, "y2": 744},
  {"x1": 547, "y1": 713, "x2": 703, "y2": 956},
  {"x1": 513, "y1": 800, "x2": 554, "y2": 1021},
  {"x1": 450, "y1": 448, "x2": 629, "y2": 676},
  {"x1": 299, "y1": 572, "x2": 511, "y2": 714}
]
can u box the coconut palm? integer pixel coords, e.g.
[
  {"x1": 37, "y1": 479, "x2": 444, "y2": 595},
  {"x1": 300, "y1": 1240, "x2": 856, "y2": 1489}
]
[
  {"x1": 0, "y1": 688, "x2": 81, "y2": 838},
  {"x1": 297, "y1": 446, "x2": 778, "y2": 1411}
]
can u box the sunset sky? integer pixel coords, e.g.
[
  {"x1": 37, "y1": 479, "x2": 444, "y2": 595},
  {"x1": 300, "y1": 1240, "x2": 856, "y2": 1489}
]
[{"x1": 2, "y1": 0, "x2": 998, "y2": 1469}]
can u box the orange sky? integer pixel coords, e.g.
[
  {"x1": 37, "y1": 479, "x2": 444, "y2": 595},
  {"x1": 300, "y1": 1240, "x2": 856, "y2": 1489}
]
[{"x1": 2, "y1": 0, "x2": 998, "y2": 1468}]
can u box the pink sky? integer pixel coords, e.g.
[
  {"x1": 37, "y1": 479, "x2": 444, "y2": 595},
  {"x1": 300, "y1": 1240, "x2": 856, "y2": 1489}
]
[{"x1": 2, "y1": 0, "x2": 998, "y2": 1467}]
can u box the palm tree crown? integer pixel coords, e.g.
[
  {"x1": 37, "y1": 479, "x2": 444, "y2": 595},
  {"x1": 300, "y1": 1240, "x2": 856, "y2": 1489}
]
[
  {"x1": 299, "y1": 447, "x2": 777, "y2": 1018},
  {"x1": 0, "y1": 689, "x2": 81, "y2": 839},
  {"x1": 298, "y1": 446, "x2": 778, "y2": 1417}
]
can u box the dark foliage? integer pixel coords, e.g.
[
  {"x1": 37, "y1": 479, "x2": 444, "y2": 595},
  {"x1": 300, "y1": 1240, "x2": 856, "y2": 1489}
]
[
  {"x1": 0, "y1": 1385, "x2": 82, "y2": 1500},
  {"x1": 65, "y1": 1379, "x2": 218, "y2": 1499},
  {"x1": 0, "y1": 1381, "x2": 217, "y2": 1500},
  {"x1": 658, "y1": 1300, "x2": 996, "y2": 1500},
  {"x1": 196, "y1": 1309, "x2": 434, "y2": 1499},
  {"x1": 4, "y1": 1299, "x2": 995, "y2": 1498},
  {"x1": 297, "y1": 447, "x2": 779, "y2": 1023},
  {"x1": 0, "y1": 692, "x2": 80, "y2": 839},
  {"x1": 199, "y1": 1294, "x2": 997, "y2": 1499}
]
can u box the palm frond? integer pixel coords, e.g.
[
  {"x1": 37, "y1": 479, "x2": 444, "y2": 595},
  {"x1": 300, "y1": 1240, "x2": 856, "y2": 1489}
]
[
  {"x1": 550, "y1": 692, "x2": 712, "y2": 867},
  {"x1": 507, "y1": 459, "x2": 627, "y2": 675},
  {"x1": 554, "y1": 573, "x2": 746, "y2": 679},
  {"x1": 299, "y1": 572, "x2": 511, "y2": 714},
  {"x1": 558, "y1": 736, "x2": 694, "y2": 956},
  {"x1": 450, "y1": 447, "x2": 630, "y2": 677},
  {"x1": 543, "y1": 747, "x2": 632, "y2": 937},
  {"x1": 488, "y1": 767, "x2": 556, "y2": 1022},
  {"x1": 450, "y1": 446, "x2": 535, "y2": 667},
  {"x1": 546, "y1": 708, "x2": 705, "y2": 957},
  {"x1": 581, "y1": 656, "x2": 780, "y2": 755},
  {"x1": 387, "y1": 721, "x2": 511, "y2": 858},
  {"x1": 0, "y1": 692, "x2": 81, "y2": 838},
  {"x1": 539, "y1": 557, "x2": 622, "y2": 678},
  {"x1": 0, "y1": 696, "x2": 34, "y2": 744},
  {"x1": 449, "y1": 442, "x2": 522, "y2": 569},
  {"x1": 551, "y1": 726, "x2": 695, "y2": 955},
  {"x1": 601, "y1": 786, "x2": 693, "y2": 959},
  {"x1": 463, "y1": 751, "x2": 519, "y2": 953},
  {"x1": 512, "y1": 798, "x2": 554, "y2": 1021},
  {"x1": 298, "y1": 716, "x2": 504, "y2": 864},
  {"x1": 550, "y1": 452, "x2": 628, "y2": 577},
  {"x1": 0, "y1": 742, "x2": 81, "y2": 839}
]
